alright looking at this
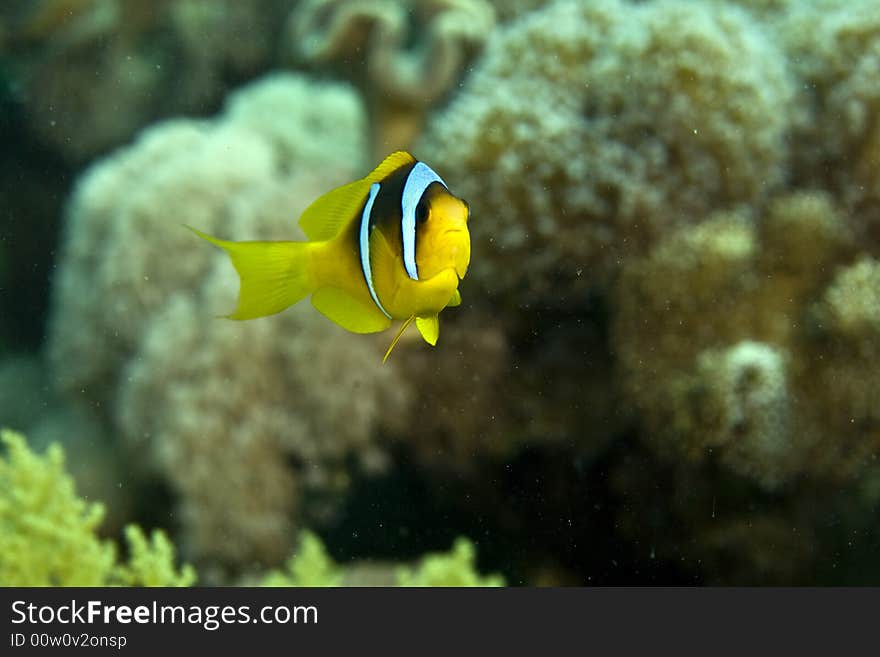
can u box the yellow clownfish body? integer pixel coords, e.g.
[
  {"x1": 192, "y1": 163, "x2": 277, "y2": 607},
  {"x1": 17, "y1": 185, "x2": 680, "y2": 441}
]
[{"x1": 190, "y1": 151, "x2": 471, "y2": 361}]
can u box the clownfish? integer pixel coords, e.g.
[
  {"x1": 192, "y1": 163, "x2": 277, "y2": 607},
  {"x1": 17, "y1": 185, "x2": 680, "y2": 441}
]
[{"x1": 190, "y1": 151, "x2": 470, "y2": 362}]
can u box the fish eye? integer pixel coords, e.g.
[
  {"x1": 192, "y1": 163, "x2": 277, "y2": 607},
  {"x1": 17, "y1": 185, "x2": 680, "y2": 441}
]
[{"x1": 416, "y1": 200, "x2": 429, "y2": 224}]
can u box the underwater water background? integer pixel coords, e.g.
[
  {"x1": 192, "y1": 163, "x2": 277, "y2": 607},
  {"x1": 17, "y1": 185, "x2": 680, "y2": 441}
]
[{"x1": 1, "y1": 0, "x2": 880, "y2": 586}]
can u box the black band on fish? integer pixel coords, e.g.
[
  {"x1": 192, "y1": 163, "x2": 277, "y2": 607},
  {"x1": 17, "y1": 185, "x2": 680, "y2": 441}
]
[
  {"x1": 401, "y1": 162, "x2": 447, "y2": 281},
  {"x1": 359, "y1": 182, "x2": 392, "y2": 319}
]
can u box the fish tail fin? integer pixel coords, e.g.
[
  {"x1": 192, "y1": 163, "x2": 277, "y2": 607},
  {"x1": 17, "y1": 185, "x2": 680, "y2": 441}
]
[{"x1": 188, "y1": 226, "x2": 315, "y2": 320}]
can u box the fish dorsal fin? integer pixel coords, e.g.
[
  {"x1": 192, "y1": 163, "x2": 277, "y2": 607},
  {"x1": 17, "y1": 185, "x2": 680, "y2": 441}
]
[
  {"x1": 365, "y1": 151, "x2": 416, "y2": 184},
  {"x1": 298, "y1": 179, "x2": 373, "y2": 241},
  {"x1": 416, "y1": 316, "x2": 440, "y2": 346},
  {"x1": 311, "y1": 287, "x2": 392, "y2": 334},
  {"x1": 298, "y1": 152, "x2": 416, "y2": 241},
  {"x1": 447, "y1": 289, "x2": 462, "y2": 307}
]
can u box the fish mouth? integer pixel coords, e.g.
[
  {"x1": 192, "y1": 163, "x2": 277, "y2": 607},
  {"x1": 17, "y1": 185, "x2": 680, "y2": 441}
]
[{"x1": 442, "y1": 229, "x2": 470, "y2": 279}]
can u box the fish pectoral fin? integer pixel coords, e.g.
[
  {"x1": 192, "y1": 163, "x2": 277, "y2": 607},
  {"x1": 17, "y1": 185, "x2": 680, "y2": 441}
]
[
  {"x1": 188, "y1": 226, "x2": 313, "y2": 320},
  {"x1": 383, "y1": 315, "x2": 416, "y2": 364},
  {"x1": 447, "y1": 289, "x2": 462, "y2": 307},
  {"x1": 311, "y1": 287, "x2": 392, "y2": 334},
  {"x1": 415, "y1": 316, "x2": 440, "y2": 346},
  {"x1": 298, "y1": 179, "x2": 373, "y2": 241}
]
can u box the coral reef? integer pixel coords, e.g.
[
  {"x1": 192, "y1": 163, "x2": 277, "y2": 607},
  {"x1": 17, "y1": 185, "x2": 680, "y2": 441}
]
[
  {"x1": 486, "y1": 0, "x2": 550, "y2": 23},
  {"x1": 285, "y1": 0, "x2": 495, "y2": 158},
  {"x1": 397, "y1": 537, "x2": 504, "y2": 586},
  {"x1": 392, "y1": 310, "x2": 621, "y2": 480},
  {"x1": 118, "y1": 271, "x2": 406, "y2": 571},
  {"x1": 778, "y1": 0, "x2": 880, "y2": 235},
  {"x1": 7, "y1": 0, "x2": 880, "y2": 587},
  {"x1": 261, "y1": 531, "x2": 503, "y2": 587},
  {"x1": 0, "y1": 429, "x2": 193, "y2": 586},
  {"x1": 48, "y1": 73, "x2": 367, "y2": 410},
  {"x1": 4, "y1": 0, "x2": 292, "y2": 162},
  {"x1": 611, "y1": 191, "x2": 867, "y2": 488},
  {"x1": 1, "y1": 426, "x2": 502, "y2": 586},
  {"x1": 261, "y1": 531, "x2": 344, "y2": 587},
  {"x1": 418, "y1": 0, "x2": 794, "y2": 306},
  {"x1": 609, "y1": 191, "x2": 880, "y2": 581},
  {"x1": 48, "y1": 73, "x2": 409, "y2": 575}
]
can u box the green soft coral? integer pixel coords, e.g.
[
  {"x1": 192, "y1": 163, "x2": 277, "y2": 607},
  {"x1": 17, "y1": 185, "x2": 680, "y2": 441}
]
[
  {"x1": 397, "y1": 538, "x2": 504, "y2": 587},
  {"x1": 113, "y1": 526, "x2": 196, "y2": 587},
  {"x1": 261, "y1": 533, "x2": 503, "y2": 587},
  {"x1": 261, "y1": 530, "x2": 344, "y2": 587},
  {"x1": 0, "y1": 429, "x2": 194, "y2": 586}
]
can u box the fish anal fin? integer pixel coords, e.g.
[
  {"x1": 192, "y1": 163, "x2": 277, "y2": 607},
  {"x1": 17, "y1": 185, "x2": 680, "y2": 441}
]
[
  {"x1": 298, "y1": 179, "x2": 373, "y2": 241},
  {"x1": 416, "y1": 316, "x2": 440, "y2": 346},
  {"x1": 311, "y1": 287, "x2": 391, "y2": 334}
]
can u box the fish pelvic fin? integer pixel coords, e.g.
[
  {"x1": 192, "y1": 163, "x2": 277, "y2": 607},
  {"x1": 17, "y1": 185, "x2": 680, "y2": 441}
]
[
  {"x1": 415, "y1": 315, "x2": 440, "y2": 346},
  {"x1": 383, "y1": 315, "x2": 417, "y2": 364},
  {"x1": 188, "y1": 226, "x2": 314, "y2": 320}
]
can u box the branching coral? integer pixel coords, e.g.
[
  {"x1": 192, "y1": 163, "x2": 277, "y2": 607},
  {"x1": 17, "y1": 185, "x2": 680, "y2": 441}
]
[
  {"x1": 285, "y1": 0, "x2": 495, "y2": 157},
  {"x1": 49, "y1": 73, "x2": 409, "y2": 575},
  {"x1": 0, "y1": 429, "x2": 193, "y2": 586},
  {"x1": 418, "y1": 0, "x2": 795, "y2": 307}
]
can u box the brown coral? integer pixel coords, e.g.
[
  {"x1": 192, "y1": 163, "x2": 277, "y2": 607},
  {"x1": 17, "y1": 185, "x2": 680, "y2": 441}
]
[
  {"x1": 418, "y1": 0, "x2": 795, "y2": 307},
  {"x1": 780, "y1": 0, "x2": 880, "y2": 237},
  {"x1": 7, "y1": 0, "x2": 291, "y2": 161},
  {"x1": 611, "y1": 191, "x2": 880, "y2": 488},
  {"x1": 285, "y1": 0, "x2": 495, "y2": 158}
]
